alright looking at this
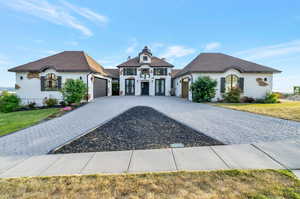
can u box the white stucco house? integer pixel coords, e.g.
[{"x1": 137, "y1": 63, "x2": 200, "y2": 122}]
[
  {"x1": 8, "y1": 48, "x2": 281, "y2": 105},
  {"x1": 8, "y1": 51, "x2": 113, "y2": 106},
  {"x1": 173, "y1": 53, "x2": 281, "y2": 101},
  {"x1": 116, "y1": 46, "x2": 174, "y2": 96}
]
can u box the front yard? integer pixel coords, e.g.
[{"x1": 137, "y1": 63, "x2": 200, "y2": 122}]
[
  {"x1": 0, "y1": 170, "x2": 299, "y2": 199},
  {"x1": 213, "y1": 101, "x2": 300, "y2": 122},
  {"x1": 0, "y1": 108, "x2": 60, "y2": 136}
]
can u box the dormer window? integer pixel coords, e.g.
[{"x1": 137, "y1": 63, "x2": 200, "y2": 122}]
[{"x1": 143, "y1": 56, "x2": 148, "y2": 61}]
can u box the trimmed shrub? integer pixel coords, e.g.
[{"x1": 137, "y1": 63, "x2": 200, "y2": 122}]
[
  {"x1": 264, "y1": 92, "x2": 279, "y2": 104},
  {"x1": 44, "y1": 98, "x2": 58, "y2": 107},
  {"x1": 223, "y1": 88, "x2": 241, "y2": 103},
  {"x1": 190, "y1": 76, "x2": 217, "y2": 102},
  {"x1": 61, "y1": 79, "x2": 87, "y2": 105},
  {"x1": 59, "y1": 101, "x2": 67, "y2": 107},
  {"x1": 240, "y1": 96, "x2": 255, "y2": 103},
  {"x1": 0, "y1": 92, "x2": 21, "y2": 113},
  {"x1": 28, "y1": 102, "x2": 36, "y2": 109}
]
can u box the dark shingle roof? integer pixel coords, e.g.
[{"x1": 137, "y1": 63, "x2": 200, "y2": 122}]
[
  {"x1": 104, "y1": 68, "x2": 119, "y2": 79},
  {"x1": 116, "y1": 56, "x2": 173, "y2": 67},
  {"x1": 175, "y1": 53, "x2": 281, "y2": 78},
  {"x1": 8, "y1": 51, "x2": 109, "y2": 76},
  {"x1": 171, "y1": 69, "x2": 182, "y2": 78}
]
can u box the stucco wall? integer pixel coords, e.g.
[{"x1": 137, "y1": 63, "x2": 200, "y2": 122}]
[
  {"x1": 15, "y1": 69, "x2": 111, "y2": 106},
  {"x1": 175, "y1": 69, "x2": 274, "y2": 101},
  {"x1": 119, "y1": 66, "x2": 172, "y2": 96}
]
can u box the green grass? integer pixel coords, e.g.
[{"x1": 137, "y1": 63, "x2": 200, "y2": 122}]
[
  {"x1": 0, "y1": 170, "x2": 299, "y2": 199},
  {"x1": 213, "y1": 101, "x2": 300, "y2": 122},
  {"x1": 0, "y1": 108, "x2": 60, "y2": 136}
]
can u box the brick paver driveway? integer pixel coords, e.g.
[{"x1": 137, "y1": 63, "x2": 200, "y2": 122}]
[{"x1": 1, "y1": 96, "x2": 300, "y2": 156}]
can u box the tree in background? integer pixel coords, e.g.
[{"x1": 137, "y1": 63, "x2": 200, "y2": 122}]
[
  {"x1": 190, "y1": 76, "x2": 217, "y2": 102},
  {"x1": 61, "y1": 79, "x2": 87, "y2": 105}
]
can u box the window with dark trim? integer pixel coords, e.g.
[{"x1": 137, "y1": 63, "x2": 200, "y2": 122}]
[
  {"x1": 123, "y1": 68, "x2": 137, "y2": 76},
  {"x1": 45, "y1": 73, "x2": 58, "y2": 90},
  {"x1": 225, "y1": 74, "x2": 239, "y2": 92},
  {"x1": 154, "y1": 68, "x2": 167, "y2": 76},
  {"x1": 143, "y1": 56, "x2": 148, "y2": 61}
]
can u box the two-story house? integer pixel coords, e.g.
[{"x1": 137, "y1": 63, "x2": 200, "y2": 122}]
[{"x1": 117, "y1": 46, "x2": 174, "y2": 96}]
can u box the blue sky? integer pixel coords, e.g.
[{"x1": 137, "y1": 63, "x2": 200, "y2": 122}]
[{"x1": 0, "y1": 0, "x2": 300, "y2": 92}]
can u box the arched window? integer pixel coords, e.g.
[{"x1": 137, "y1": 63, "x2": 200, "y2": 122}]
[
  {"x1": 225, "y1": 74, "x2": 239, "y2": 92},
  {"x1": 45, "y1": 73, "x2": 58, "y2": 89}
]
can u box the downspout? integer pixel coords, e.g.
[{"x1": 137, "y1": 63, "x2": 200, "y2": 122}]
[
  {"x1": 189, "y1": 73, "x2": 193, "y2": 101},
  {"x1": 86, "y1": 72, "x2": 93, "y2": 102}
]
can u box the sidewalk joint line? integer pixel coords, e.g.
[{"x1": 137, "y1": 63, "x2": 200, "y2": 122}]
[
  {"x1": 126, "y1": 150, "x2": 134, "y2": 173},
  {"x1": 0, "y1": 156, "x2": 31, "y2": 176},
  {"x1": 171, "y1": 148, "x2": 179, "y2": 171},
  {"x1": 38, "y1": 155, "x2": 64, "y2": 176},
  {"x1": 210, "y1": 146, "x2": 231, "y2": 169},
  {"x1": 251, "y1": 144, "x2": 288, "y2": 169},
  {"x1": 80, "y1": 152, "x2": 97, "y2": 174}
]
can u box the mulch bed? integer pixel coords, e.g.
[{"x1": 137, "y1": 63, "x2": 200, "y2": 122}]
[{"x1": 53, "y1": 106, "x2": 224, "y2": 154}]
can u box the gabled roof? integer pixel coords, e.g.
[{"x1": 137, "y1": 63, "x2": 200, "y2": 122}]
[
  {"x1": 104, "y1": 68, "x2": 119, "y2": 79},
  {"x1": 8, "y1": 51, "x2": 109, "y2": 76},
  {"x1": 171, "y1": 69, "x2": 182, "y2": 78},
  {"x1": 116, "y1": 56, "x2": 173, "y2": 68},
  {"x1": 175, "y1": 53, "x2": 281, "y2": 78}
]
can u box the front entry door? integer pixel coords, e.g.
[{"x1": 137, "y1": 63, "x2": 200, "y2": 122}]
[
  {"x1": 181, "y1": 80, "x2": 189, "y2": 98},
  {"x1": 155, "y1": 79, "x2": 165, "y2": 96},
  {"x1": 141, "y1": 82, "x2": 149, "y2": 95}
]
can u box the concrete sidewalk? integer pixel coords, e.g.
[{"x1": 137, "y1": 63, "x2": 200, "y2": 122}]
[{"x1": 1, "y1": 141, "x2": 299, "y2": 178}]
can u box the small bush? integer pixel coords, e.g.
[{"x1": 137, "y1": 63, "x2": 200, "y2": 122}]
[
  {"x1": 264, "y1": 92, "x2": 279, "y2": 104},
  {"x1": 0, "y1": 92, "x2": 21, "y2": 113},
  {"x1": 59, "y1": 101, "x2": 67, "y2": 107},
  {"x1": 61, "y1": 79, "x2": 87, "y2": 105},
  {"x1": 240, "y1": 96, "x2": 255, "y2": 103},
  {"x1": 254, "y1": 98, "x2": 266, "y2": 103},
  {"x1": 44, "y1": 98, "x2": 58, "y2": 107},
  {"x1": 28, "y1": 102, "x2": 36, "y2": 109},
  {"x1": 223, "y1": 88, "x2": 241, "y2": 103},
  {"x1": 190, "y1": 76, "x2": 217, "y2": 102}
]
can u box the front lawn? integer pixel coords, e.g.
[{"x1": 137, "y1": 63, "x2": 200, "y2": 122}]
[
  {"x1": 0, "y1": 108, "x2": 60, "y2": 136},
  {"x1": 0, "y1": 170, "x2": 299, "y2": 199},
  {"x1": 213, "y1": 101, "x2": 300, "y2": 122}
]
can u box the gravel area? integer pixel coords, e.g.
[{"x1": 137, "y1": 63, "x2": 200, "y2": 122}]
[{"x1": 54, "y1": 106, "x2": 224, "y2": 154}]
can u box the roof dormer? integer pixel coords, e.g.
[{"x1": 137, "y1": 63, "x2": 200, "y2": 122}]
[{"x1": 139, "y1": 46, "x2": 152, "y2": 64}]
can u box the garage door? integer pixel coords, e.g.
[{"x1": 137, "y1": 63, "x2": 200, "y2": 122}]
[{"x1": 93, "y1": 77, "x2": 107, "y2": 98}]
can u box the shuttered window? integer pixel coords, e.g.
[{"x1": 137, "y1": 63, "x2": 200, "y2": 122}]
[
  {"x1": 41, "y1": 73, "x2": 61, "y2": 91},
  {"x1": 221, "y1": 75, "x2": 244, "y2": 93}
]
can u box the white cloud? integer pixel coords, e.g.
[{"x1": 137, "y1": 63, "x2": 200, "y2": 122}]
[
  {"x1": 2, "y1": 0, "x2": 108, "y2": 37},
  {"x1": 126, "y1": 38, "x2": 138, "y2": 54},
  {"x1": 235, "y1": 40, "x2": 300, "y2": 60},
  {"x1": 60, "y1": 0, "x2": 108, "y2": 25},
  {"x1": 160, "y1": 45, "x2": 195, "y2": 59},
  {"x1": 204, "y1": 42, "x2": 221, "y2": 51},
  {"x1": 65, "y1": 41, "x2": 79, "y2": 46}
]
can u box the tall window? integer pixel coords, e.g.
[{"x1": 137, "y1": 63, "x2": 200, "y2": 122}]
[
  {"x1": 143, "y1": 56, "x2": 148, "y2": 61},
  {"x1": 123, "y1": 68, "x2": 137, "y2": 76},
  {"x1": 125, "y1": 79, "x2": 135, "y2": 95},
  {"x1": 225, "y1": 74, "x2": 239, "y2": 92},
  {"x1": 45, "y1": 73, "x2": 58, "y2": 90},
  {"x1": 154, "y1": 68, "x2": 167, "y2": 76}
]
